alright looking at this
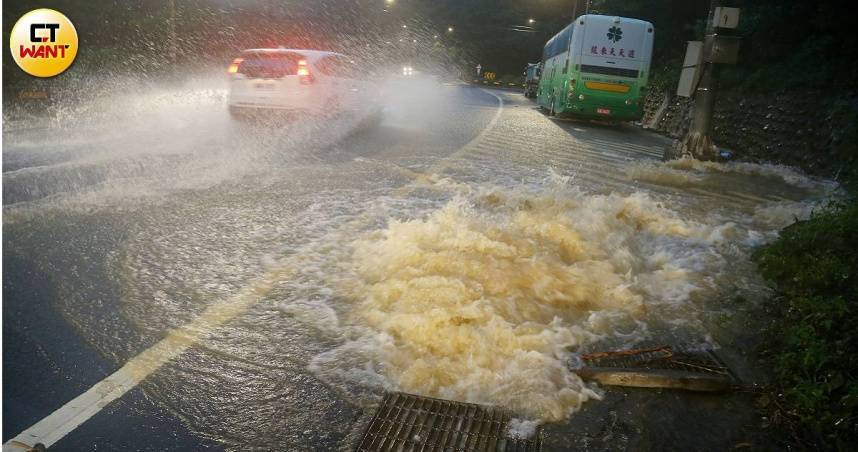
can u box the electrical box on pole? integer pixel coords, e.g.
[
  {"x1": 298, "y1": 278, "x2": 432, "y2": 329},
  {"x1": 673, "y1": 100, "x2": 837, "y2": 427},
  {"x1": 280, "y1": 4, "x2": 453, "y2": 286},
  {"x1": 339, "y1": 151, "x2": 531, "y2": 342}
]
[
  {"x1": 712, "y1": 7, "x2": 740, "y2": 29},
  {"x1": 677, "y1": 41, "x2": 703, "y2": 97},
  {"x1": 668, "y1": 2, "x2": 744, "y2": 160}
]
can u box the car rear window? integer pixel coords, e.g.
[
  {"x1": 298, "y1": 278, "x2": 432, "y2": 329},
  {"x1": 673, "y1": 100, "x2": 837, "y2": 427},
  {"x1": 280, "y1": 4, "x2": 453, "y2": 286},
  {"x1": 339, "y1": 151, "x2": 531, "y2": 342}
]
[{"x1": 238, "y1": 52, "x2": 303, "y2": 78}]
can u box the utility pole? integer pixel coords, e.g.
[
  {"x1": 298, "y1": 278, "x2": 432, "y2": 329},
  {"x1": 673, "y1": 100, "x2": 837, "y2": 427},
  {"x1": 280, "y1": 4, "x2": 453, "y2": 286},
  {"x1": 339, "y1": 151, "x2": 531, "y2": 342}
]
[
  {"x1": 672, "y1": 0, "x2": 721, "y2": 160},
  {"x1": 571, "y1": 0, "x2": 588, "y2": 21}
]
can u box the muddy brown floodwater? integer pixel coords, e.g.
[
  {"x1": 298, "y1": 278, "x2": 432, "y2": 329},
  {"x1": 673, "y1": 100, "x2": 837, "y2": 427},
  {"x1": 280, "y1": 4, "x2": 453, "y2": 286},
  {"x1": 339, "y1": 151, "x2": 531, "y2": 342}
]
[{"x1": 3, "y1": 82, "x2": 838, "y2": 450}]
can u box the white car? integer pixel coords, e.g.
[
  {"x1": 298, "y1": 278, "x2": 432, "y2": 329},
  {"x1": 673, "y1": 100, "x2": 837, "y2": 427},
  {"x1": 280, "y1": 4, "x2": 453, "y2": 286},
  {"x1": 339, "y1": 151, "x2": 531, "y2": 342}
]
[{"x1": 227, "y1": 48, "x2": 380, "y2": 118}]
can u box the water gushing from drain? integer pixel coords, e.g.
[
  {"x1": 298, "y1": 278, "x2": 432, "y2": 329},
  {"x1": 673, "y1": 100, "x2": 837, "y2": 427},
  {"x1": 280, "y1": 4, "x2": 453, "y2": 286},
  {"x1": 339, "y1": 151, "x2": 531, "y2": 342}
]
[{"x1": 311, "y1": 176, "x2": 792, "y2": 422}]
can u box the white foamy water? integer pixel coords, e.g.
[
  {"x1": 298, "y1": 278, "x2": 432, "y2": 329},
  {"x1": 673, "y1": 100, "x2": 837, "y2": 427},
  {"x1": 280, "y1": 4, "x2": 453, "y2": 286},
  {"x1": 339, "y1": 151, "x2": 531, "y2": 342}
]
[
  {"x1": 628, "y1": 158, "x2": 837, "y2": 195},
  {"x1": 507, "y1": 418, "x2": 540, "y2": 439},
  {"x1": 2, "y1": 75, "x2": 376, "y2": 213},
  {"x1": 307, "y1": 165, "x2": 832, "y2": 423}
]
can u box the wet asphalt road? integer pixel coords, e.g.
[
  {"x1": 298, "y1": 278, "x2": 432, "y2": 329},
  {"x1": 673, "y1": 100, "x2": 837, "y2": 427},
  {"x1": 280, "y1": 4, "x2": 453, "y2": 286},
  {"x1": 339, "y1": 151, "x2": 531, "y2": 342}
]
[
  {"x1": 3, "y1": 82, "x2": 500, "y2": 450},
  {"x1": 3, "y1": 81, "x2": 825, "y2": 450}
]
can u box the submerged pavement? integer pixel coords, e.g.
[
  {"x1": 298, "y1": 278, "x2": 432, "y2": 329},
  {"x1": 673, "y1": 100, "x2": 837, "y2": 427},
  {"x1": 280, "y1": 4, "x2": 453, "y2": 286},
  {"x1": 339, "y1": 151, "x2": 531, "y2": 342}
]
[{"x1": 3, "y1": 79, "x2": 833, "y2": 450}]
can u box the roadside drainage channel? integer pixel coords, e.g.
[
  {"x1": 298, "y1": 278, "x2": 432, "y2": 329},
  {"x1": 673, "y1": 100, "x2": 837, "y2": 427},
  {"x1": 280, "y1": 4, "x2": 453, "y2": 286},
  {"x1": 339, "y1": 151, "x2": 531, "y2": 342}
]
[
  {"x1": 356, "y1": 392, "x2": 542, "y2": 452},
  {"x1": 354, "y1": 348, "x2": 738, "y2": 451},
  {"x1": 573, "y1": 345, "x2": 739, "y2": 392}
]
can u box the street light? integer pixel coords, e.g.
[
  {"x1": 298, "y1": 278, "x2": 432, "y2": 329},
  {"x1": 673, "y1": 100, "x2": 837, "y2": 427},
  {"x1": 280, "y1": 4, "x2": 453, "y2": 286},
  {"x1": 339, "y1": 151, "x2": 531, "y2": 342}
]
[
  {"x1": 528, "y1": 18, "x2": 535, "y2": 24},
  {"x1": 447, "y1": 26, "x2": 454, "y2": 32},
  {"x1": 402, "y1": 24, "x2": 407, "y2": 29}
]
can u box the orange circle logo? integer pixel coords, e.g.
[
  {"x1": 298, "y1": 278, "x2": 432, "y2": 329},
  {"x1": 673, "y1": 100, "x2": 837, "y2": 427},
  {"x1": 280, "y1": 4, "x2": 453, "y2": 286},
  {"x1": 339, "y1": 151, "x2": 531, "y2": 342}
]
[{"x1": 9, "y1": 9, "x2": 78, "y2": 78}]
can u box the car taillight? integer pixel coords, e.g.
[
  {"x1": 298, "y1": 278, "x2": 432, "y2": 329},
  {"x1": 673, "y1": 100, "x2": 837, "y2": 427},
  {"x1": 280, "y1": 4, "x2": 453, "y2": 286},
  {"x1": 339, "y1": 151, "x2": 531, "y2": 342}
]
[
  {"x1": 227, "y1": 58, "x2": 243, "y2": 74},
  {"x1": 297, "y1": 59, "x2": 314, "y2": 84}
]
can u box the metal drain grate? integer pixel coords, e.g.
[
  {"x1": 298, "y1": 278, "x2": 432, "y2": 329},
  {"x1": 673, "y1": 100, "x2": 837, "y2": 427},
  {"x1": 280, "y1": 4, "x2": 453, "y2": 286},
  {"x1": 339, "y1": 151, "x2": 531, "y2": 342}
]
[
  {"x1": 574, "y1": 346, "x2": 738, "y2": 391},
  {"x1": 356, "y1": 392, "x2": 542, "y2": 452}
]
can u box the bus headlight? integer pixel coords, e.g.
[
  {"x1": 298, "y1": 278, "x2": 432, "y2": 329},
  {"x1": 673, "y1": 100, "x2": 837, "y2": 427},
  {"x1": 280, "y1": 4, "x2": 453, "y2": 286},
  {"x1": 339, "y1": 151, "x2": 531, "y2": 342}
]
[
  {"x1": 578, "y1": 94, "x2": 585, "y2": 101},
  {"x1": 625, "y1": 99, "x2": 633, "y2": 105}
]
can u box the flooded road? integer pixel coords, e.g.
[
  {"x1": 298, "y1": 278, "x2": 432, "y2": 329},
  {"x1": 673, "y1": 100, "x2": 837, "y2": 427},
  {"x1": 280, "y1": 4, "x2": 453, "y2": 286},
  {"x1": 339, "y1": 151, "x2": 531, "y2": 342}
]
[{"x1": 3, "y1": 78, "x2": 837, "y2": 450}]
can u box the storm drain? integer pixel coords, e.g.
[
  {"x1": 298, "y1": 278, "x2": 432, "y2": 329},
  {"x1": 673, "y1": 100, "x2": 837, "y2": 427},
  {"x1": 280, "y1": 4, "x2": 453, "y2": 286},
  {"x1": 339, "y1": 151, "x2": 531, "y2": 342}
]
[
  {"x1": 356, "y1": 392, "x2": 542, "y2": 452},
  {"x1": 574, "y1": 345, "x2": 738, "y2": 391}
]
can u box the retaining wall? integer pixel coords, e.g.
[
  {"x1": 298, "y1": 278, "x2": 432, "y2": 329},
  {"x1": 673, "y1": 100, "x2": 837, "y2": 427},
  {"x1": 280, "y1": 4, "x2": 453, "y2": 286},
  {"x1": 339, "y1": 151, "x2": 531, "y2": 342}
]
[{"x1": 643, "y1": 88, "x2": 855, "y2": 175}]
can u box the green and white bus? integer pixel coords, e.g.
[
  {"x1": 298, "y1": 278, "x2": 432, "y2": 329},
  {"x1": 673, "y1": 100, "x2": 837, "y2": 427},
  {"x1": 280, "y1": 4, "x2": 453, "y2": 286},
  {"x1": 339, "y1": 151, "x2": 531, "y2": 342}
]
[{"x1": 537, "y1": 15, "x2": 654, "y2": 121}]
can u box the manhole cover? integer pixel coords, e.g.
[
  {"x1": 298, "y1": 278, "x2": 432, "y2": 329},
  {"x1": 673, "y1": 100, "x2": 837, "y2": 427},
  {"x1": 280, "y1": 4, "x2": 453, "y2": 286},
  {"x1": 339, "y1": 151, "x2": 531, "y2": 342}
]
[
  {"x1": 356, "y1": 392, "x2": 542, "y2": 451},
  {"x1": 573, "y1": 345, "x2": 738, "y2": 391}
]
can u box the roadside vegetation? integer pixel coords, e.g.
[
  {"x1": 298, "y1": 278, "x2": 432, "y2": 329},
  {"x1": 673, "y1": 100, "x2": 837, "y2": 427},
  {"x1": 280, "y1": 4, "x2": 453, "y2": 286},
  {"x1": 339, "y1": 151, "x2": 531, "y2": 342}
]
[
  {"x1": 754, "y1": 200, "x2": 858, "y2": 448},
  {"x1": 753, "y1": 108, "x2": 858, "y2": 448}
]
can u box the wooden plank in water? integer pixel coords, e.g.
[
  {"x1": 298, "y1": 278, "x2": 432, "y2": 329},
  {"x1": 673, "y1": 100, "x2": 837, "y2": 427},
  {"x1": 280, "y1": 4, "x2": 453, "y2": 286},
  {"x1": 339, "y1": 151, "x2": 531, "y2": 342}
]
[{"x1": 574, "y1": 346, "x2": 738, "y2": 392}]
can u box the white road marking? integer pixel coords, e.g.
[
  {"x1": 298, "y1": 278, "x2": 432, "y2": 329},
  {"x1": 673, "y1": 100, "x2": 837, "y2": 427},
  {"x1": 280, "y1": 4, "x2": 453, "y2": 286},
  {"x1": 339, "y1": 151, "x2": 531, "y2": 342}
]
[
  {"x1": 3, "y1": 87, "x2": 506, "y2": 452},
  {"x1": 3, "y1": 269, "x2": 291, "y2": 451},
  {"x1": 427, "y1": 89, "x2": 504, "y2": 172},
  {"x1": 392, "y1": 89, "x2": 503, "y2": 195}
]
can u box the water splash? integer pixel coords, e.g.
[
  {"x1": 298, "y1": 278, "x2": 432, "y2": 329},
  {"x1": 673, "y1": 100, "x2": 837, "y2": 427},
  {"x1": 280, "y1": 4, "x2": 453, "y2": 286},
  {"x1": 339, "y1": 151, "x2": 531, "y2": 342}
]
[
  {"x1": 629, "y1": 158, "x2": 836, "y2": 193},
  {"x1": 312, "y1": 180, "x2": 764, "y2": 422}
]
